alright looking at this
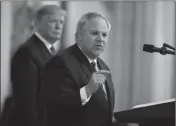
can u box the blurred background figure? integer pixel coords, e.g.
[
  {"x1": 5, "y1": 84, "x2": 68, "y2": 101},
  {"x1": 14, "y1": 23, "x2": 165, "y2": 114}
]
[
  {"x1": 1, "y1": 2, "x2": 66, "y2": 126},
  {"x1": 1, "y1": 1, "x2": 175, "y2": 126}
]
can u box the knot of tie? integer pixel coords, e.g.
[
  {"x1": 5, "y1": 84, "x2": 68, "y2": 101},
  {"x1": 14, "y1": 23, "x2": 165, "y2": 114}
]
[
  {"x1": 50, "y1": 45, "x2": 56, "y2": 56},
  {"x1": 91, "y1": 61, "x2": 108, "y2": 100},
  {"x1": 91, "y1": 61, "x2": 97, "y2": 72}
]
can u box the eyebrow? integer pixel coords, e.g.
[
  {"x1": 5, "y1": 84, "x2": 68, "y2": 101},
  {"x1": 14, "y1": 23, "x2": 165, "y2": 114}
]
[{"x1": 90, "y1": 29, "x2": 109, "y2": 33}]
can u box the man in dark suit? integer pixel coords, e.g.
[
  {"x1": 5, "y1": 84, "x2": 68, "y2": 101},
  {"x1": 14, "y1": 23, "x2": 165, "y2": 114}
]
[
  {"x1": 10, "y1": 5, "x2": 66, "y2": 126},
  {"x1": 43, "y1": 12, "x2": 115, "y2": 126}
]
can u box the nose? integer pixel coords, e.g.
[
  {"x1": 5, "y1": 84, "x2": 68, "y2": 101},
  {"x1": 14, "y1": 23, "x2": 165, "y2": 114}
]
[
  {"x1": 97, "y1": 34, "x2": 104, "y2": 42},
  {"x1": 55, "y1": 22, "x2": 61, "y2": 29}
]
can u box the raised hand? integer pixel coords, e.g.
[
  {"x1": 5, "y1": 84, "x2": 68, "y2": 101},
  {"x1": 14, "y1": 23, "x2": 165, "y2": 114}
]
[{"x1": 85, "y1": 70, "x2": 110, "y2": 97}]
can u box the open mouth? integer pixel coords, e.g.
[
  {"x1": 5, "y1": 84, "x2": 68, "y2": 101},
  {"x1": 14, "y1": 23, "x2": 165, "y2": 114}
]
[
  {"x1": 55, "y1": 32, "x2": 60, "y2": 35},
  {"x1": 95, "y1": 45, "x2": 103, "y2": 49},
  {"x1": 53, "y1": 31, "x2": 61, "y2": 34},
  {"x1": 96, "y1": 44, "x2": 103, "y2": 47}
]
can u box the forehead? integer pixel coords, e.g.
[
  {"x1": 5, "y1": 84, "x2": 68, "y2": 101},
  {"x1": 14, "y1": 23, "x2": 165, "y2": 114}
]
[
  {"x1": 37, "y1": 6, "x2": 66, "y2": 20},
  {"x1": 84, "y1": 17, "x2": 109, "y2": 31},
  {"x1": 44, "y1": 14, "x2": 65, "y2": 20}
]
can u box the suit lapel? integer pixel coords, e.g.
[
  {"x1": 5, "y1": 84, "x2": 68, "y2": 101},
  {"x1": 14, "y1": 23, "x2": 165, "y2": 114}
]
[
  {"x1": 32, "y1": 35, "x2": 53, "y2": 67},
  {"x1": 34, "y1": 35, "x2": 52, "y2": 57},
  {"x1": 72, "y1": 44, "x2": 93, "y2": 82},
  {"x1": 97, "y1": 58, "x2": 114, "y2": 113}
]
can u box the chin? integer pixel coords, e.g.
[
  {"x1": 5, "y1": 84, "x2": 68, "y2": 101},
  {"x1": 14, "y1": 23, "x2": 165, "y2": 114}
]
[
  {"x1": 53, "y1": 37, "x2": 61, "y2": 40},
  {"x1": 93, "y1": 51, "x2": 102, "y2": 57}
]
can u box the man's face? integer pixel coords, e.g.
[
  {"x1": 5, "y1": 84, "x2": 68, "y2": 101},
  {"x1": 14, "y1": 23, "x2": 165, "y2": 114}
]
[
  {"x1": 37, "y1": 13, "x2": 65, "y2": 43},
  {"x1": 79, "y1": 17, "x2": 110, "y2": 59}
]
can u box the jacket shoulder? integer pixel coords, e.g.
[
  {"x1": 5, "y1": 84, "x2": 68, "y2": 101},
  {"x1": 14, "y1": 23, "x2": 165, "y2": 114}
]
[{"x1": 12, "y1": 36, "x2": 38, "y2": 62}]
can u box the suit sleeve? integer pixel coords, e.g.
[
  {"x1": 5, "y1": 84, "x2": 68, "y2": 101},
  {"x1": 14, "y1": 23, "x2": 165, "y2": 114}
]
[
  {"x1": 43, "y1": 57, "x2": 83, "y2": 111},
  {"x1": 11, "y1": 50, "x2": 39, "y2": 126}
]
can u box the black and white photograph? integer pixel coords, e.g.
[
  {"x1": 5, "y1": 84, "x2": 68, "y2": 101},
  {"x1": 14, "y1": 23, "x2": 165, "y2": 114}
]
[{"x1": 0, "y1": 1, "x2": 175, "y2": 126}]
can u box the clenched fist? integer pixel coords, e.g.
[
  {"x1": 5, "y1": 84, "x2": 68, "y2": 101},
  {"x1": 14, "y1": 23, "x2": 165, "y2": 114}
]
[{"x1": 85, "y1": 70, "x2": 110, "y2": 97}]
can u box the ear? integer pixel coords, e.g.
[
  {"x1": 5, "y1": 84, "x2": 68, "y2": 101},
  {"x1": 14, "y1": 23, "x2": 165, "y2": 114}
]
[
  {"x1": 34, "y1": 18, "x2": 39, "y2": 28},
  {"x1": 78, "y1": 35, "x2": 83, "y2": 42},
  {"x1": 76, "y1": 32, "x2": 83, "y2": 43}
]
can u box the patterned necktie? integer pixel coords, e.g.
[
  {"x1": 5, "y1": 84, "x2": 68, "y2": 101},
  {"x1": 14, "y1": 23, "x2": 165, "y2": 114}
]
[
  {"x1": 50, "y1": 45, "x2": 56, "y2": 56},
  {"x1": 91, "y1": 61, "x2": 107, "y2": 100},
  {"x1": 91, "y1": 61, "x2": 97, "y2": 72}
]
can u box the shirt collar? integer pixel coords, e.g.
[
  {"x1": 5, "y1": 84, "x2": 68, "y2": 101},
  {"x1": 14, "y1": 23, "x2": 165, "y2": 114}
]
[
  {"x1": 77, "y1": 44, "x2": 97, "y2": 64},
  {"x1": 35, "y1": 32, "x2": 59, "y2": 51}
]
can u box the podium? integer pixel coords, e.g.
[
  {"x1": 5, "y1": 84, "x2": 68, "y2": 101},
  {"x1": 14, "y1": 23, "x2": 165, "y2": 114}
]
[{"x1": 114, "y1": 99, "x2": 175, "y2": 126}]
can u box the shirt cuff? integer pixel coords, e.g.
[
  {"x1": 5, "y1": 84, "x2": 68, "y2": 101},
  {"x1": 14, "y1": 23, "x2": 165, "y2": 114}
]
[{"x1": 80, "y1": 86, "x2": 91, "y2": 106}]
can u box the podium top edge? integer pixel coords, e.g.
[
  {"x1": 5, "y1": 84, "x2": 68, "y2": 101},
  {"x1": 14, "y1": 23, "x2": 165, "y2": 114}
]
[{"x1": 133, "y1": 98, "x2": 175, "y2": 109}]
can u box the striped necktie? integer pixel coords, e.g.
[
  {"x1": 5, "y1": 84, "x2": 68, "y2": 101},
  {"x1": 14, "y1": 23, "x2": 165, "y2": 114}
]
[
  {"x1": 91, "y1": 61, "x2": 107, "y2": 100},
  {"x1": 50, "y1": 45, "x2": 56, "y2": 56}
]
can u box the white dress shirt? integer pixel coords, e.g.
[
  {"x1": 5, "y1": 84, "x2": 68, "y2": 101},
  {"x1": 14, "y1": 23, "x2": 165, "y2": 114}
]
[{"x1": 35, "y1": 32, "x2": 59, "y2": 54}]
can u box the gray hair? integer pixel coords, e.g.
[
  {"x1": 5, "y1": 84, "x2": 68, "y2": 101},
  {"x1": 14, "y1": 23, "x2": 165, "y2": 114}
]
[
  {"x1": 75, "y1": 12, "x2": 111, "y2": 42},
  {"x1": 36, "y1": 5, "x2": 66, "y2": 21}
]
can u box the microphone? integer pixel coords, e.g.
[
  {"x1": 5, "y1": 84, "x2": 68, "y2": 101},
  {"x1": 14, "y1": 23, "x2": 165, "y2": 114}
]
[
  {"x1": 143, "y1": 44, "x2": 175, "y2": 55},
  {"x1": 143, "y1": 44, "x2": 160, "y2": 53}
]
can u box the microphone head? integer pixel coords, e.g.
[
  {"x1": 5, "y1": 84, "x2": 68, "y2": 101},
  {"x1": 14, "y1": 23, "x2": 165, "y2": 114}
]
[{"x1": 143, "y1": 44, "x2": 155, "y2": 53}]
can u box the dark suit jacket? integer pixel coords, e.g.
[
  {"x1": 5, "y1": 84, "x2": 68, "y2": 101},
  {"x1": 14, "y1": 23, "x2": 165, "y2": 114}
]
[
  {"x1": 43, "y1": 44, "x2": 115, "y2": 126},
  {"x1": 10, "y1": 34, "x2": 53, "y2": 126}
]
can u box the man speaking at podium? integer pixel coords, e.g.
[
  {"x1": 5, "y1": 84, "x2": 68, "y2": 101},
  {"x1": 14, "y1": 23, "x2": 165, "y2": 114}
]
[{"x1": 42, "y1": 12, "x2": 115, "y2": 126}]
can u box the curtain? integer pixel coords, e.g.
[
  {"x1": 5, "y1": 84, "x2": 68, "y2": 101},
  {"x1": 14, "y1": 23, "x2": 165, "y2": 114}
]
[{"x1": 1, "y1": 1, "x2": 12, "y2": 112}]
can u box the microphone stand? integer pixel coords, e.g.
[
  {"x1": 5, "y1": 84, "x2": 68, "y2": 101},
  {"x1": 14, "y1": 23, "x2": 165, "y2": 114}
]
[{"x1": 159, "y1": 43, "x2": 175, "y2": 55}]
